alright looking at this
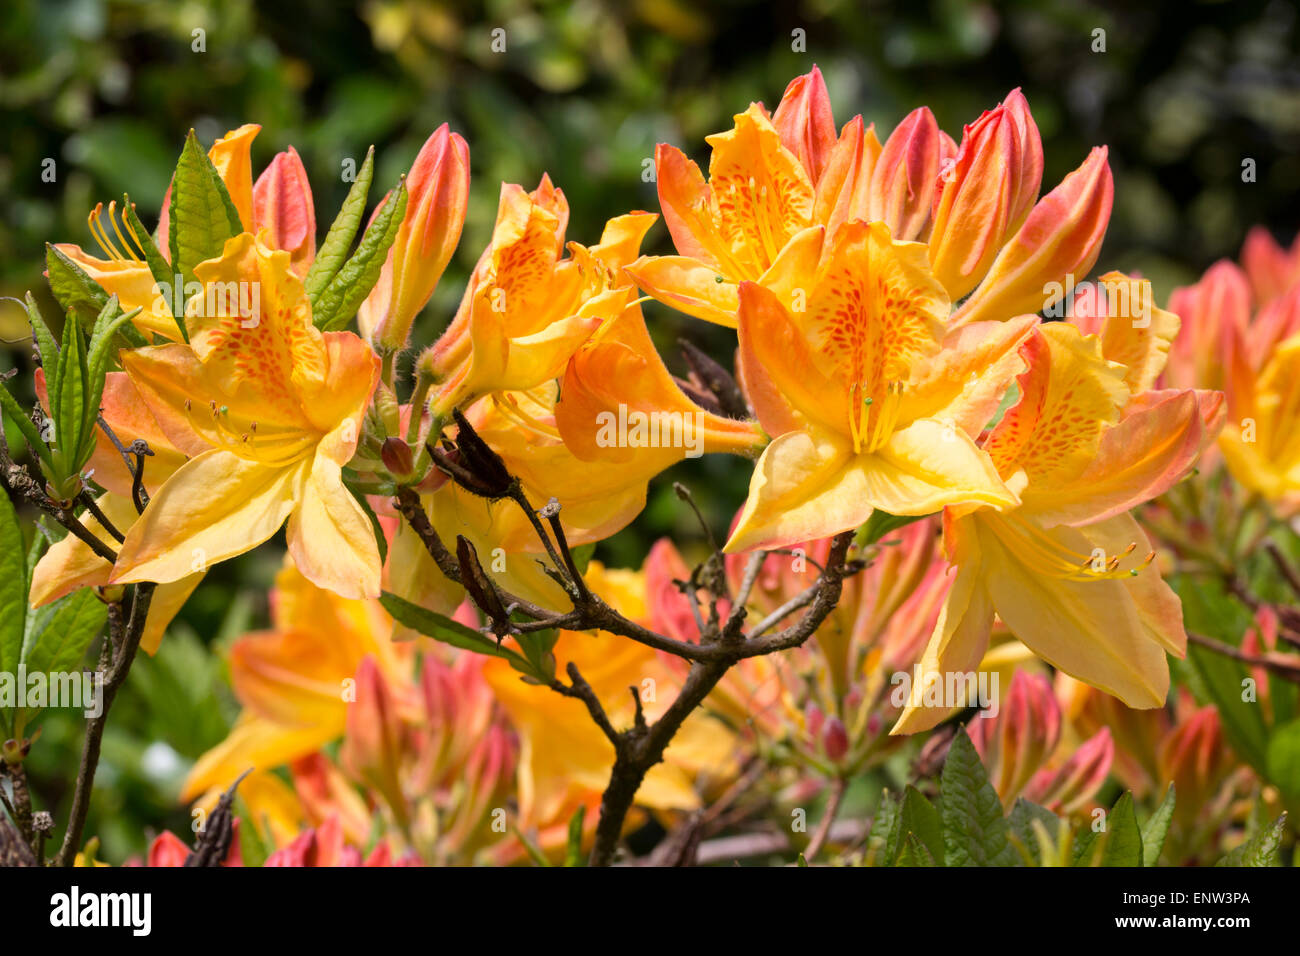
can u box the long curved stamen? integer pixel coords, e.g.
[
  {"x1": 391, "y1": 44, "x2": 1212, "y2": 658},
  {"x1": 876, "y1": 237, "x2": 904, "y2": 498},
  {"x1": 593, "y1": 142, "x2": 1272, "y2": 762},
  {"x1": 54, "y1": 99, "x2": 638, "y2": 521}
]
[
  {"x1": 183, "y1": 398, "x2": 315, "y2": 466},
  {"x1": 995, "y1": 514, "x2": 1155, "y2": 582},
  {"x1": 849, "y1": 381, "x2": 905, "y2": 455},
  {"x1": 490, "y1": 391, "x2": 562, "y2": 442},
  {"x1": 87, "y1": 201, "x2": 144, "y2": 263}
]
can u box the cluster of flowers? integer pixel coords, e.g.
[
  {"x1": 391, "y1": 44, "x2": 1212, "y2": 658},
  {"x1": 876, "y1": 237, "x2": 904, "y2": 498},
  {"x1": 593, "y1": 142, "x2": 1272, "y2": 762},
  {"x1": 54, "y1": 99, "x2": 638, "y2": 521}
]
[{"x1": 16, "y1": 67, "x2": 1297, "y2": 865}]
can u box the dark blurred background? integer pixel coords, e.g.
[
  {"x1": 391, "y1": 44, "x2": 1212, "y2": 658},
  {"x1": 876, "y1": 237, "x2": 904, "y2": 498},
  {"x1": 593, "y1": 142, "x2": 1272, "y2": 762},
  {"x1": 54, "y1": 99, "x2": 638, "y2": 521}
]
[{"x1": 2, "y1": 0, "x2": 1300, "y2": 860}]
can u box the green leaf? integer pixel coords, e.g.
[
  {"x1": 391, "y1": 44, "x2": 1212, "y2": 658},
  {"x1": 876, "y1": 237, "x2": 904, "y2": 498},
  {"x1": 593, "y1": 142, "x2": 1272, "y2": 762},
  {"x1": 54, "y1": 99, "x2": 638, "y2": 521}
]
[
  {"x1": 1008, "y1": 799, "x2": 1061, "y2": 867},
  {"x1": 122, "y1": 196, "x2": 187, "y2": 342},
  {"x1": 235, "y1": 797, "x2": 272, "y2": 868},
  {"x1": 866, "y1": 790, "x2": 901, "y2": 866},
  {"x1": 896, "y1": 832, "x2": 937, "y2": 867},
  {"x1": 857, "y1": 510, "x2": 926, "y2": 547},
  {"x1": 51, "y1": 309, "x2": 88, "y2": 480},
  {"x1": 306, "y1": 146, "x2": 375, "y2": 305},
  {"x1": 45, "y1": 244, "x2": 110, "y2": 322},
  {"x1": 313, "y1": 180, "x2": 408, "y2": 332},
  {"x1": 0, "y1": 378, "x2": 50, "y2": 465},
  {"x1": 0, "y1": 489, "x2": 26, "y2": 737},
  {"x1": 1098, "y1": 792, "x2": 1143, "y2": 866},
  {"x1": 21, "y1": 588, "x2": 107, "y2": 675},
  {"x1": 899, "y1": 785, "x2": 945, "y2": 865},
  {"x1": 1140, "y1": 784, "x2": 1176, "y2": 866},
  {"x1": 82, "y1": 297, "x2": 139, "y2": 464},
  {"x1": 168, "y1": 130, "x2": 242, "y2": 289},
  {"x1": 1187, "y1": 643, "x2": 1270, "y2": 774},
  {"x1": 379, "y1": 591, "x2": 537, "y2": 676},
  {"x1": 564, "y1": 805, "x2": 586, "y2": 867},
  {"x1": 1266, "y1": 719, "x2": 1300, "y2": 802},
  {"x1": 15, "y1": 589, "x2": 108, "y2": 731},
  {"x1": 1216, "y1": 813, "x2": 1287, "y2": 867},
  {"x1": 512, "y1": 824, "x2": 551, "y2": 867},
  {"x1": 1072, "y1": 792, "x2": 1143, "y2": 867},
  {"x1": 940, "y1": 727, "x2": 1016, "y2": 866},
  {"x1": 24, "y1": 292, "x2": 59, "y2": 370}
]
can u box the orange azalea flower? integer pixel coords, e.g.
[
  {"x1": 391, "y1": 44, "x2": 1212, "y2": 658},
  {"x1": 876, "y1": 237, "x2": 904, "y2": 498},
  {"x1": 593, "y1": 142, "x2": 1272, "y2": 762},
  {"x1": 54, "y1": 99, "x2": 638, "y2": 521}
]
[
  {"x1": 182, "y1": 556, "x2": 406, "y2": 807},
  {"x1": 55, "y1": 124, "x2": 316, "y2": 340},
  {"x1": 895, "y1": 279, "x2": 1223, "y2": 733},
  {"x1": 627, "y1": 68, "x2": 1110, "y2": 330},
  {"x1": 1165, "y1": 231, "x2": 1300, "y2": 511},
  {"x1": 725, "y1": 220, "x2": 1031, "y2": 551},
  {"x1": 108, "y1": 232, "x2": 382, "y2": 598},
  {"x1": 419, "y1": 180, "x2": 653, "y2": 420}
]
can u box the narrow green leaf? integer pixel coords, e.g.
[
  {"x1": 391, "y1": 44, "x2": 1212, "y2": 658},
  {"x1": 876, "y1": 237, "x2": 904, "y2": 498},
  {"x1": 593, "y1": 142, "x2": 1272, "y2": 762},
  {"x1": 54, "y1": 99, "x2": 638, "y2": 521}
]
[
  {"x1": 83, "y1": 297, "x2": 139, "y2": 464},
  {"x1": 564, "y1": 805, "x2": 586, "y2": 867},
  {"x1": 512, "y1": 825, "x2": 551, "y2": 867},
  {"x1": 306, "y1": 147, "x2": 376, "y2": 304},
  {"x1": 52, "y1": 311, "x2": 88, "y2": 477},
  {"x1": 168, "y1": 130, "x2": 242, "y2": 288},
  {"x1": 0, "y1": 488, "x2": 26, "y2": 736},
  {"x1": 235, "y1": 798, "x2": 272, "y2": 868},
  {"x1": 0, "y1": 377, "x2": 50, "y2": 462},
  {"x1": 940, "y1": 727, "x2": 1017, "y2": 866},
  {"x1": 1215, "y1": 813, "x2": 1287, "y2": 867},
  {"x1": 1140, "y1": 784, "x2": 1176, "y2": 866},
  {"x1": 379, "y1": 591, "x2": 535, "y2": 675},
  {"x1": 313, "y1": 180, "x2": 408, "y2": 332},
  {"x1": 24, "y1": 292, "x2": 58, "y2": 370}
]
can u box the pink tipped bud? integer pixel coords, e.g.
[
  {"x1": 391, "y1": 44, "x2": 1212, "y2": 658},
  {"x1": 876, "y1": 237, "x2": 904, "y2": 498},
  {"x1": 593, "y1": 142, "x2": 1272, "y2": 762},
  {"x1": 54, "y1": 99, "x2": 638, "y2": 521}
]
[
  {"x1": 822, "y1": 717, "x2": 850, "y2": 763},
  {"x1": 868, "y1": 107, "x2": 941, "y2": 240},
  {"x1": 969, "y1": 671, "x2": 1061, "y2": 808},
  {"x1": 253, "y1": 146, "x2": 316, "y2": 277},
  {"x1": 363, "y1": 125, "x2": 470, "y2": 352},
  {"x1": 340, "y1": 656, "x2": 407, "y2": 823},
  {"x1": 772, "y1": 65, "x2": 837, "y2": 185}
]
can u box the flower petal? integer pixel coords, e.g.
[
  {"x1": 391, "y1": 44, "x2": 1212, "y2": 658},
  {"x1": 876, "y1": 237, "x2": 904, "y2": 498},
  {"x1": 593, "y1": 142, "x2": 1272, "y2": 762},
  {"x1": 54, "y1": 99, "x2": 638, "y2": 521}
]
[{"x1": 110, "y1": 451, "x2": 308, "y2": 586}]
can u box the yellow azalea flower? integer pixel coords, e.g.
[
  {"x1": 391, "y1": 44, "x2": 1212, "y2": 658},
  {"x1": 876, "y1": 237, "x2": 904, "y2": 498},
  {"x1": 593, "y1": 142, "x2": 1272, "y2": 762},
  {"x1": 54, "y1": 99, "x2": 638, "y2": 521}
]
[
  {"x1": 895, "y1": 290, "x2": 1224, "y2": 734},
  {"x1": 628, "y1": 69, "x2": 1112, "y2": 331},
  {"x1": 483, "y1": 561, "x2": 737, "y2": 840},
  {"x1": 54, "y1": 124, "x2": 317, "y2": 340},
  {"x1": 1164, "y1": 234, "x2": 1300, "y2": 511},
  {"x1": 28, "y1": 372, "x2": 198, "y2": 653},
  {"x1": 725, "y1": 220, "x2": 1030, "y2": 552},
  {"x1": 182, "y1": 556, "x2": 404, "y2": 805},
  {"x1": 1219, "y1": 333, "x2": 1300, "y2": 512},
  {"x1": 108, "y1": 232, "x2": 382, "y2": 598},
  {"x1": 421, "y1": 179, "x2": 655, "y2": 418}
]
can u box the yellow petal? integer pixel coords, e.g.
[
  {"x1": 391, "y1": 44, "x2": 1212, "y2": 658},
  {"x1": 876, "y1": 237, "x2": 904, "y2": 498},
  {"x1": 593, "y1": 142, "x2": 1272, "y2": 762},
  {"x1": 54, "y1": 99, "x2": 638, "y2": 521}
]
[
  {"x1": 181, "y1": 711, "x2": 333, "y2": 803},
  {"x1": 111, "y1": 451, "x2": 308, "y2": 586},
  {"x1": 624, "y1": 255, "x2": 740, "y2": 327},
  {"x1": 207, "y1": 124, "x2": 261, "y2": 230},
  {"x1": 892, "y1": 557, "x2": 994, "y2": 735},
  {"x1": 976, "y1": 514, "x2": 1171, "y2": 709},
  {"x1": 286, "y1": 455, "x2": 382, "y2": 600}
]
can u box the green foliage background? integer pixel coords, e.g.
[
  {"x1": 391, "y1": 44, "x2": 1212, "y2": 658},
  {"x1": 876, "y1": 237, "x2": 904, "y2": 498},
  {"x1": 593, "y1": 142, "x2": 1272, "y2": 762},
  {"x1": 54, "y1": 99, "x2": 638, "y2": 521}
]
[{"x1": 2, "y1": 0, "x2": 1299, "y2": 861}]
